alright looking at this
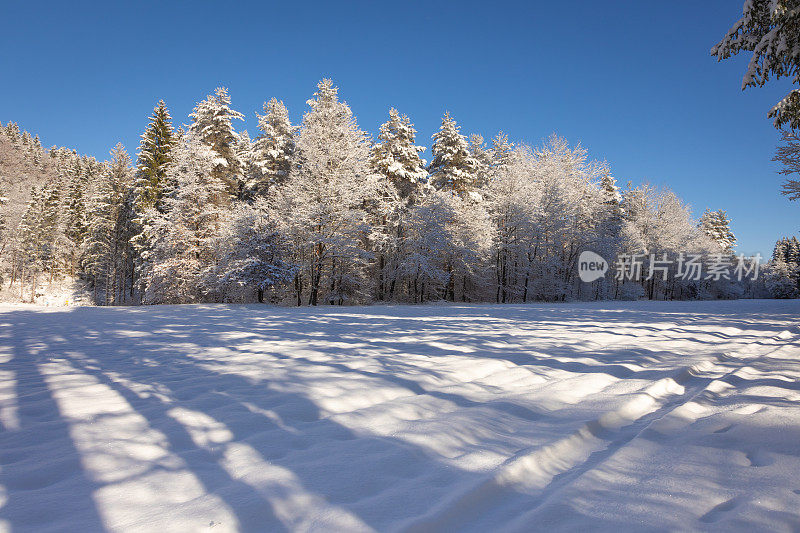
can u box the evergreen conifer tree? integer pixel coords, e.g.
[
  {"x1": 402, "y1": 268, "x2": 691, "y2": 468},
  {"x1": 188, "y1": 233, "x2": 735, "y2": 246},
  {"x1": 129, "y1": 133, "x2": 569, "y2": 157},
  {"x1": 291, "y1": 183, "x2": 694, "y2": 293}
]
[
  {"x1": 189, "y1": 87, "x2": 244, "y2": 198},
  {"x1": 699, "y1": 209, "x2": 737, "y2": 253},
  {"x1": 135, "y1": 100, "x2": 175, "y2": 211},
  {"x1": 275, "y1": 79, "x2": 374, "y2": 305},
  {"x1": 428, "y1": 112, "x2": 479, "y2": 195},
  {"x1": 247, "y1": 98, "x2": 297, "y2": 198}
]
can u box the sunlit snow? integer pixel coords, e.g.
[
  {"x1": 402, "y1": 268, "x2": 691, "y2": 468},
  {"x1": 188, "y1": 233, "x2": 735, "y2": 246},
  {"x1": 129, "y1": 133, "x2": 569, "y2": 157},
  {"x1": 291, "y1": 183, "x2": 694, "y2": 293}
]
[{"x1": 1, "y1": 300, "x2": 799, "y2": 532}]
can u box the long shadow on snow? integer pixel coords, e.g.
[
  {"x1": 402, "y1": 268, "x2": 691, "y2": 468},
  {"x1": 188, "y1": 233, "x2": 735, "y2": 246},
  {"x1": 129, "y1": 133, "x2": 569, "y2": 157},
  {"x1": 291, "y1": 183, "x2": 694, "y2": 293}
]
[
  {"x1": 2, "y1": 302, "x2": 796, "y2": 532},
  {"x1": 0, "y1": 320, "x2": 108, "y2": 532},
  {"x1": 0, "y1": 308, "x2": 490, "y2": 531}
]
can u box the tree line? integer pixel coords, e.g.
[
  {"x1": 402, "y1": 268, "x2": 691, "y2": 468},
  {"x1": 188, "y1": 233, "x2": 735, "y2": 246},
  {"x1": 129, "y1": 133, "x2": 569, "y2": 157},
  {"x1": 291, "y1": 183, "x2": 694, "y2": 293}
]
[{"x1": 0, "y1": 79, "x2": 793, "y2": 305}]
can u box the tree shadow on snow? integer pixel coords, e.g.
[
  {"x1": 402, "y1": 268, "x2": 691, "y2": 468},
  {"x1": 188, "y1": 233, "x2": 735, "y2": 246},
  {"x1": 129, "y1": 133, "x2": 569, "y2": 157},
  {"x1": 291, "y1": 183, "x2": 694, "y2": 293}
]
[{"x1": 0, "y1": 301, "x2": 798, "y2": 531}]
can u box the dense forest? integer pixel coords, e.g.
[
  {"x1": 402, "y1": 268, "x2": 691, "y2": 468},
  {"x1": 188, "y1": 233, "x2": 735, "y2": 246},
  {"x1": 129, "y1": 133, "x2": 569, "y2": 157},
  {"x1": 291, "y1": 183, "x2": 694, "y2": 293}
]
[{"x1": 0, "y1": 80, "x2": 796, "y2": 305}]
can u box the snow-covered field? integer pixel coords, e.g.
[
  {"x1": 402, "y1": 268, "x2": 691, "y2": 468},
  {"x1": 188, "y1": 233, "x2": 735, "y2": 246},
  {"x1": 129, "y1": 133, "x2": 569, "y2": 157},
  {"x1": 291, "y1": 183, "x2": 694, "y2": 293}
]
[{"x1": 1, "y1": 300, "x2": 799, "y2": 532}]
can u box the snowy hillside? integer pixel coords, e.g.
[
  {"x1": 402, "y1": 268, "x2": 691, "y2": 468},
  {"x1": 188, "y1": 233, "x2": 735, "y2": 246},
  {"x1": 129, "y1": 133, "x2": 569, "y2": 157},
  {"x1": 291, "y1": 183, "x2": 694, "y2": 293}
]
[{"x1": 1, "y1": 300, "x2": 799, "y2": 532}]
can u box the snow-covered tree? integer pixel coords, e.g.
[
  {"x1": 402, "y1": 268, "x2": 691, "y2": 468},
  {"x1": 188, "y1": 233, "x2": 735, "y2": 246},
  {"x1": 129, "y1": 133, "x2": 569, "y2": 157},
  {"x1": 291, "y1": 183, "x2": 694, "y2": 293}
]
[
  {"x1": 189, "y1": 87, "x2": 244, "y2": 198},
  {"x1": 774, "y1": 129, "x2": 800, "y2": 200},
  {"x1": 0, "y1": 84, "x2": 763, "y2": 305},
  {"x1": 85, "y1": 144, "x2": 135, "y2": 305},
  {"x1": 485, "y1": 145, "x2": 537, "y2": 302},
  {"x1": 397, "y1": 191, "x2": 493, "y2": 302},
  {"x1": 428, "y1": 112, "x2": 479, "y2": 195},
  {"x1": 521, "y1": 136, "x2": 606, "y2": 301},
  {"x1": 598, "y1": 171, "x2": 624, "y2": 243},
  {"x1": 788, "y1": 236, "x2": 800, "y2": 264},
  {"x1": 273, "y1": 79, "x2": 375, "y2": 305},
  {"x1": 490, "y1": 132, "x2": 514, "y2": 174},
  {"x1": 204, "y1": 199, "x2": 294, "y2": 302},
  {"x1": 370, "y1": 108, "x2": 427, "y2": 205},
  {"x1": 58, "y1": 156, "x2": 104, "y2": 277},
  {"x1": 138, "y1": 133, "x2": 228, "y2": 304},
  {"x1": 764, "y1": 258, "x2": 799, "y2": 298},
  {"x1": 620, "y1": 184, "x2": 718, "y2": 299},
  {"x1": 16, "y1": 182, "x2": 62, "y2": 298},
  {"x1": 699, "y1": 208, "x2": 737, "y2": 253},
  {"x1": 368, "y1": 108, "x2": 429, "y2": 299},
  {"x1": 246, "y1": 98, "x2": 297, "y2": 199},
  {"x1": 468, "y1": 133, "x2": 493, "y2": 189},
  {"x1": 773, "y1": 236, "x2": 788, "y2": 261},
  {"x1": 0, "y1": 186, "x2": 8, "y2": 256},
  {"x1": 773, "y1": 236, "x2": 800, "y2": 265},
  {"x1": 135, "y1": 100, "x2": 174, "y2": 211},
  {"x1": 0, "y1": 185, "x2": 15, "y2": 289},
  {"x1": 235, "y1": 130, "x2": 256, "y2": 198},
  {"x1": 712, "y1": 0, "x2": 800, "y2": 129}
]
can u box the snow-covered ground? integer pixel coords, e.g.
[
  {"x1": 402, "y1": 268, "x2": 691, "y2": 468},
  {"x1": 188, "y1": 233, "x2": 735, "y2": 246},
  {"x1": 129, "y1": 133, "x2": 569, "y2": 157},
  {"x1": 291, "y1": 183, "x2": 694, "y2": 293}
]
[{"x1": 1, "y1": 300, "x2": 799, "y2": 532}]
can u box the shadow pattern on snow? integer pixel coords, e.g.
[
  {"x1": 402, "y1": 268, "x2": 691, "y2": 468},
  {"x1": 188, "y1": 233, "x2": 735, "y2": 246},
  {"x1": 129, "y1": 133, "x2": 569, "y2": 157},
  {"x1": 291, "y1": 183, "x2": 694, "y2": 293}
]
[{"x1": 0, "y1": 300, "x2": 799, "y2": 531}]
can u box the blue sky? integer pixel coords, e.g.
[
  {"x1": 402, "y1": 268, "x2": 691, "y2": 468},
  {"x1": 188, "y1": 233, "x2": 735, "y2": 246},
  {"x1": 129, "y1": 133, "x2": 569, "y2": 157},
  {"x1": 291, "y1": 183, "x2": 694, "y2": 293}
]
[{"x1": 1, "y1": 1, "x2": 796, "y2": 255}]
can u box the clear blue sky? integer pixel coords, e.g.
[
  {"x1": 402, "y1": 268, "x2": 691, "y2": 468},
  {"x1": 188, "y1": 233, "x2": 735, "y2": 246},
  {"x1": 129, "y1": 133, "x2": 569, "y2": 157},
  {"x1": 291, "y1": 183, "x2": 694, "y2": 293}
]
[{"x1": 1, "y1": 1, "x2": 796, "y2": 256}]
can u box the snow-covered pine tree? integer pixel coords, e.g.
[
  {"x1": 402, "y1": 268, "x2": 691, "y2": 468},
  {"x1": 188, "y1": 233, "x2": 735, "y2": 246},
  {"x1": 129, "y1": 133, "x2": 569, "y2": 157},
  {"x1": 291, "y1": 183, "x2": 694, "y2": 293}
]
[
  {"x1": 428, "y1": 112, "x2": 479, "y2": 195},
  {"x1": 189, "y1": 87, "x2": 245, "y2": 199},
  {"x1": 85, "y1": 144, "x2": 135, "y2": 305},
  {"x1": 20, "y1": 131, "x2": 31, "y2": 149},
  {"x1": 490, "y1": 133, "x2": 514, "y2": 174},
  {"x1": 598, "y1": 171, "x2": 624, "y2": 244},
  {"x1": 592, "y1": 170, "x2": 625, "y2": 298},
  {"x1": 16, "y1": 182, "x2": 61, "y2": 297},
  {"x1": 600, "y1": 171, "x2": 622, "y2": 211},
  {"x1": 135, "y1": 100, "x2": 175, "y2": 211},
  {"x1": 274, "y1": 79, "x2": 375, "y2": 305},
  {"x1": 764, "y1": 258, "x2": 799, "y2": 298},
  {"x1": 371, "y1": 108, "x2": 427, "y2": 205},
  {"x1": 56, "y1": 156, "x2": 98, "y2": 277},
  {"x1": 61, "y1": 171, "x2": 88, "y2": 276},
  {"x1": 0, "y1": 187, "x2": 8, "y2": 265},
  {"x1": 699, "y1": 208, "x2": 737, "y2": 253},
  {"x1": 247, "y1": 98, "x2": 297, "y2": 199},
  {"x1": 139, "y1": 133, "x2": 228, "y2": 304},
  {"x1": 787, "y1": 236, "x2": 800, "y2": 265},
  {"x1": 4, "y1": 122, "x2": 20, "y2": 146},
  {"x1": 39, "y1": 179, "x2": 62, "y2": 279},
  {"x1": 468, "y1": 134, "x2": 493, "y2": 190},
  {"x1": 712, "y1": 0, "x2": 800, "y2": 129},
  {"x1": 0, "y1": 186, "x2": 7, "y2": 241},
  {"x1": 236, "y1": 130, "x2": 256, "y2": 198},
  {"x1": 368, "y1": 108, "x2": 429, "y2": 300},
  {"x1": 773, "y1": 237, "x2": 789, "y2": 262},
  {"x1": 16, "y1": 188, "x2": 42, "y2": 299},
  {"x1": 130, "y1": 103, "x2": 178, "y2": 297},
  {"x1": 775, "y1": 129, "x2": 800, "y2": 201}
]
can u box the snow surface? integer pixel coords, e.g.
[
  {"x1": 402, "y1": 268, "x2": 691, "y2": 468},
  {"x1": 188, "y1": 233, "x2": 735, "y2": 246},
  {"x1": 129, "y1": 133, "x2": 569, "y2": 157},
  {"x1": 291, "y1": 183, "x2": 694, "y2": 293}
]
[{"x1": 1, "y1": 300, "x2": 799, "y2": 532}]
